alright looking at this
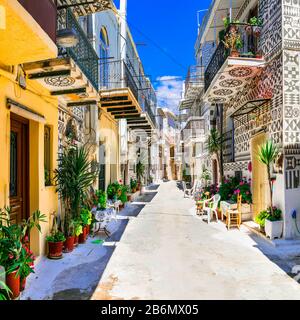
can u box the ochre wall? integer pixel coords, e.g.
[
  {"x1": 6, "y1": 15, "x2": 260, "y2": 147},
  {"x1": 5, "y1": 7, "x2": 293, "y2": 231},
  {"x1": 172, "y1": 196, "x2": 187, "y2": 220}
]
[
  {"x1": 0, "y1": 72, "x2": 58, "y2": 257},
  {"x1": 99, "y1": 111, "x2": 120, "y2": 188}
]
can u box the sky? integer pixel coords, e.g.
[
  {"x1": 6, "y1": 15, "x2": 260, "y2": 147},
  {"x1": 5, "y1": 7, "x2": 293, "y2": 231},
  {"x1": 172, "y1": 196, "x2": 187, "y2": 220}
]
[{"x1": 114, "y1": 0, "x2": 211, "y2": 114}]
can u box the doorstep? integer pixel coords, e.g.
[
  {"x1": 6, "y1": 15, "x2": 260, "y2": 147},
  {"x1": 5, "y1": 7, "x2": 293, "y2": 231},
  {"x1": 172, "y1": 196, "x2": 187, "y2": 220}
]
[{"x1": 243, "y1": 221, "x2": 300, "y2": 248}]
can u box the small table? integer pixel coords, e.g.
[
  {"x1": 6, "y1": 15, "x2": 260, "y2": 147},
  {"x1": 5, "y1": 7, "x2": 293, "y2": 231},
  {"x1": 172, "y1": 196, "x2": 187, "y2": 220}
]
[{"x1": 220, "y1": 200, "x2": 237, "y2": 221}]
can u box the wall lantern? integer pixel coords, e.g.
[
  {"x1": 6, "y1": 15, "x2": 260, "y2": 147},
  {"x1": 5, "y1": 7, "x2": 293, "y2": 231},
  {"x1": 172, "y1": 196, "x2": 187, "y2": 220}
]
[{"x1": 57, "y1": 28, "x2": 79, "y2": 48}]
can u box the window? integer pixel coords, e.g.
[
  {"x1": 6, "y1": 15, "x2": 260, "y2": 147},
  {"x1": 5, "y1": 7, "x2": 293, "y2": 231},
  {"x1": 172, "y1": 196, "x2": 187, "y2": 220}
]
[
  {"x1": 44, "y1": 125, "x2": 52, "y2": 186},
  {"x1": 99, "y1": 27, "x2": 109, "y2": 87}
]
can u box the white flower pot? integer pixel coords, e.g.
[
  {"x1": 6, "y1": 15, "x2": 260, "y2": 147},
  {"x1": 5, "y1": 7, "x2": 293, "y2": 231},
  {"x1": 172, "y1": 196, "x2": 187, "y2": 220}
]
[
  {"x1": 265, "y1": 220, "x2": 283, "y2": 240},
  {"x1": 241, "y1": 203, "x2": 252, "y2": 222}
]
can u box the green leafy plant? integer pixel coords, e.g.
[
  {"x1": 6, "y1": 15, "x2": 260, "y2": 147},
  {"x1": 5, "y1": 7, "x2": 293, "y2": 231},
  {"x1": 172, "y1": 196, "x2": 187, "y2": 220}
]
[
  {"x1": 255, "y1": 206, "x2": 282, "y2": 228},
  {"x1": 0, "y1": 274, "x2": 11, "y2": 300},
  {"x1": 0, "y1": 208, "x2": 46, "y2": 276},
  {"x1": 130, "y1": 179, "x2": 138, "y2": 192},
  {"x1": 255, "y1": 210, "x2": 269, "y2": 228},
  {"x1": 46, "y1": 231, "x2": 66, "y2": 243},
  {"x1": 118, "y1": 185, "x2": 129, "y2": 204},
  {"x1": 73, "y1": 219, "x2": 83, "y2": 237},
  {"x1": 223, "y1": 16, "x2": 230, "y2": 29},
  {"x1": 257, "y1": 140, "x2": 279, "y2": 215},
  {"x1": 249, "y1": 16, "x2": 263, "y2": 26},
  {"x1": 107, "y1": 182, "x2": 121, "y2": 201},
  {"x1": 235, "y1": 37, "x2": 243, "y2": 50},
  {"x1": 54, "y1": 143, "x2": 99, "y2": 221},
  {"x1": 136, "y1": 161, "x2": 145, "y2": 184},
  {"x1": 201, "y1": 166, "x2": 211, "y2": 187},
  {"x1": 231, "y1": 179, "x2": 252, "y2": 204},
  {"x1": 207, "y1": 129, "x2": 224, "y2": 182},
  {"x1": 80, "y1": 208, "x2": 92, "y2": 226},
  {"x1": 95, "y1": 190, "x2": 107, "y2": 210}
]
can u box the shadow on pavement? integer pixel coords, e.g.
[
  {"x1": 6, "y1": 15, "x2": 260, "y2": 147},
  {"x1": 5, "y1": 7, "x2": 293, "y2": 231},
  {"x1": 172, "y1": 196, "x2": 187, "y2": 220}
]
[
  {"x1": 118, "y1": 204, "x2": 145, "y2": 217},
  {"x1": 135, "y1": 192, "x2": 158, "y2": 203},
  {"x1": 146, "y1": 184, "x2": 160, "y2": 191},
  {"x1": 51, "y1": 246, "x2": 115, "y2": 300},
  {"x1": 106, "y1": 219, "x2": 129, "y2": 242}
]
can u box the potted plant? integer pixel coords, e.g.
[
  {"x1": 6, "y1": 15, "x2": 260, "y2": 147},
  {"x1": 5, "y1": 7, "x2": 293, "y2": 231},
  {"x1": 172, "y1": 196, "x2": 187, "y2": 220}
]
[
  {"x1": 245, "y1": 23, "x2": 252, "y2": 35},
  {"x1": 63, "y1": 219, "x2": 75, "y2": 253},
  {"x1": 136, "y1": 161, "x2": 145, "y2": 191},
  {"x1": 118, "y1": 185, "x2": 129, "y2": 208},
  {"x1": 255, "y1": 209, "x2": 269, "y2": 233},
  {"x1": 130, "y1": 179, "x2": 138, "y2": 193},
  {"x1": 79, "y1": 208, "x2": 92, "y2": 242},
  {"x1": 46, "y1": 231, "x2": 66, "y2": 260},
  {"x1": 73, "y1": 220, "x2": 82, "y2": 247},
  {"x1": 95, "y1": 189, "x2": 107, "y2": 211},
  {"x1": 0, "y1": 208, "x2": 45, "y2": 299},
  {"x1": 249, "y1": 16, "x2": 263, "y2": 37},
  {"x1": 265, "y1": 207, "x2": 283, "y2": 240}
]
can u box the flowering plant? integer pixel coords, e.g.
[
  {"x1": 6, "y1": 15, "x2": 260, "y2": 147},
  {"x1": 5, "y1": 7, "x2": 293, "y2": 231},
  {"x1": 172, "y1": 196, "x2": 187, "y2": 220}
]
[
  {"x1": 0, "y1": 208, "x2": 45, "y2": 275},
  {"x1": 255, "y1": 206, "x2": 282, "y2": 228},
  {"x1": 231, "y1": 179, "x2": 252, "y2": 204}
]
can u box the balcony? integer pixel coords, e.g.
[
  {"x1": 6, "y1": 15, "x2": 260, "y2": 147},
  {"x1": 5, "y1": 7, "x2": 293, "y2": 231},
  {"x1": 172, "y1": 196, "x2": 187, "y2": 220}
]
[
  {"x1": 23, "y1": 8, "x2": 99, "y2": 106},
  {"x1": 182, "y1": 117, "x2": 206, "y2": 144},
  {"x1": 185, "y1": 65, "x2": 204, "y2": 100},
  {"x1": 204, "y1": 23, "x2": 265, "y2": 104},
  {"x1": 100, "y1": 59, "x2": 156, "y2": 131},
  {"x1": 0, "y1": 0, "x2": 57, "y2": 65}
]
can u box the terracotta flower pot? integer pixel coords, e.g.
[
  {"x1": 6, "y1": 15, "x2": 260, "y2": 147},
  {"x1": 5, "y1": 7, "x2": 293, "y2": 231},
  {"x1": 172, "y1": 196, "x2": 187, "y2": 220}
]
[
  {"x1": 48, "y1": 241, "x2": 64, "y2": 259},
  {"x1": 127, "y1": 195, "x2": 132, "y2": 202},
  {"x1": 74, "y1": 235, "x2": 79, "y2": 247},
  {"x1": 86, "y1": 225, "x2": 90, "y2": 238},
  {"x1": 20, "y1": 277, "x2": 26, "y2": 292},
  {"x1": 78, "y1": 226, "x2": 87, "y2": 244},
  {"x1": 63, "y1": 236, "x2": 75, "y2": 253},
  {"x1": 230, "y1": 49, "x2": 240, "y2": 57},
  {"x1": 6, "y1": 270, "x2": 20, "y2": 299}
]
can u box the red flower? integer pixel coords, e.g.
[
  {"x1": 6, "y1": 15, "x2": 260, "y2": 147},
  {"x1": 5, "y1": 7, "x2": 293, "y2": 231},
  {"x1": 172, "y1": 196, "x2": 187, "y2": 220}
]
[{"x1": 8, "y1": 253, "x2": 14, "y2": 260}]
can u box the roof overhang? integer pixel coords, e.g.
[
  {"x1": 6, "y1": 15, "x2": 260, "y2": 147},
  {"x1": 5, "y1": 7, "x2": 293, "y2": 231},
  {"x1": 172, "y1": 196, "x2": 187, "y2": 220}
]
[
  {"x1": 57, "y1": 0, "x2": 115, "y2": 16},
  {"x1": 231, "y1": 98, "x2": 271, "y2": 118},
  {"x1": 203, "y1": 57, "x2": 265, "y2": 104}
]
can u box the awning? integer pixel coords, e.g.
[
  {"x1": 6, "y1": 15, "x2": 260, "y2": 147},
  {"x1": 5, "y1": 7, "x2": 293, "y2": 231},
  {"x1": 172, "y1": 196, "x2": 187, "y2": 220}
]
[
  {"x1": 231, "y1": 98, "x2": 271, "y2": 118},
  {"x1": 7, "y1": 99, "x2": 46, "y2": 123},
  {"x1": 57, "y1": 0, "x2": 115, "y2": 16},
  {"x1": 179, "y1": 99, "x2": 194, "y2": 111}
]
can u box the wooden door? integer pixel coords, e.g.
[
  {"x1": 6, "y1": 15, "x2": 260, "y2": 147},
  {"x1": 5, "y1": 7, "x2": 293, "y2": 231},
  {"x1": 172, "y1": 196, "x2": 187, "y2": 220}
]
[{"x1": 9, "y1": 114, "x2": 29, "y2": 225}]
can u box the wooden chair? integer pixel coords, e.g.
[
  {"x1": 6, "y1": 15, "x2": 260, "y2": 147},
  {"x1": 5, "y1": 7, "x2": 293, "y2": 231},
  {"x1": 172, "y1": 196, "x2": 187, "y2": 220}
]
[{"x1": 225, "y1": 194, "x2": 242, "y2": 230}]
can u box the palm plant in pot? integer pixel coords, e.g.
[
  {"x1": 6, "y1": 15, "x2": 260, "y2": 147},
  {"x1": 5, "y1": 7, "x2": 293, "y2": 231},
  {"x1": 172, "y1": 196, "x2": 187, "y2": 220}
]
[
  {"x1": 79, "y1": 208, "x2": 92, "y2": 243},
  {"x1": 207, "y1": 129, "x2": 225, "y2": 182},
  {"x1": 136, "y1": 161, "x2": 145, "y2": 191},
  {"x1": 256, "y1": 140, "x2": 283, "y2": 238},
  {"x1": 54, "y1": 142, "x2": 99, "y2": 245}
]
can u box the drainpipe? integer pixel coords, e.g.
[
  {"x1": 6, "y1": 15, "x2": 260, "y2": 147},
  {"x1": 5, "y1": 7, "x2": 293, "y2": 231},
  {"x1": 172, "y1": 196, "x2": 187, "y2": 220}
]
[
  {"x1": 229, "y1": 0, "x2": 233, "y2": 21},
  {"x1": 119, "y1": 0, "x2": 127, "y2": 88}
]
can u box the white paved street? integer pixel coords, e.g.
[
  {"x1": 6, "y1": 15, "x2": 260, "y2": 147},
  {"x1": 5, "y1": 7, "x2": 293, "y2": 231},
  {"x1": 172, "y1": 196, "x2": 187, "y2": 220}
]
[{"x1": 92, "y1": 181, "x2": 300, "y2": 300}]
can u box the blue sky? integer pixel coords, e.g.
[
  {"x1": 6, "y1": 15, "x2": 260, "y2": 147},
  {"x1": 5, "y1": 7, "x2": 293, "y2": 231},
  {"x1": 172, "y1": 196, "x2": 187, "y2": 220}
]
[{"x1": 114, "y1": 0, "x2": 211, "y2": 113}]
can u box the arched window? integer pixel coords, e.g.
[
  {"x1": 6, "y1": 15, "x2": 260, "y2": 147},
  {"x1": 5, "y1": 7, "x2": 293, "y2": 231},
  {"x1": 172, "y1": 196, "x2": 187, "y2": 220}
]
[{"x1": 100, "y1": 27, "x2": 109, "y2": 88}]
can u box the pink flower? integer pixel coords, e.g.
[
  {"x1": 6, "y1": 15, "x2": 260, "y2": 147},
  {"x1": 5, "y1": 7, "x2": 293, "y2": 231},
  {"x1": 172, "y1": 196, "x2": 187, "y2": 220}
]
[
  {"x1": 246, "y1": 191, "x2": 250, "y2": 195},
  {"x1": 24, "y1": 236, "x2": 29, "y2": 242},
  {"x1": 8, "y1": 254, "x2": 14, "y2": 260},
  {"x1": 234, "y1": 189, "x2": 241, "y2": 195},
  {"x1": 239, "y1": 182, "x2": 244, "y2": 186}
]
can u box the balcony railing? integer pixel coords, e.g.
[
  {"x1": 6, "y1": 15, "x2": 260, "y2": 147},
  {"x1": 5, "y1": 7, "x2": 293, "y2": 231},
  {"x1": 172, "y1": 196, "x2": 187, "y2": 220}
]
[
  {"x1": 100, "y1": 59, "x2": 156, "y2": 125},
  {"x1": 185, "y1": 65, "x2": 204, "y2": 97},
  {"x1": 144, "y1": 99, "x2": 156, "y2": 127},
  {"x1": 58, "y1": 9, "x2": 99, "y2": 90},
  {"x1": 205, "y1": 23, "x2": 260, "y2": 91},
  {"x1": 183, "y1": 117, "x2": 205, "y2": 141},
  {"x1": 18, "y1": 0, "x2": 57, "y2": 43},
  {"x1": 223, "y1": 130, "x2": 234, "y2": 164},
  {"x1": 195, "y1": 0, "x2": 216, "y2": 52}
]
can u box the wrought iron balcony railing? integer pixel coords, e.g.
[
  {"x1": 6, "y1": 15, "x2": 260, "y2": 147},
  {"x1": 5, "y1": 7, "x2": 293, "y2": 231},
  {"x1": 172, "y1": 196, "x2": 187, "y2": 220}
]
[
  {"x1": 205, "y1": 23, "x2": 260, "y2": 91},
  {"x1": 100, "y1": 59, "x2": 157, "y2": 125},
  {"x1": 223, "y1": 130, "x2": 235, "y2": 164},
  {"x1": 58, "y1": 9, "x2": 99, "y2": 90},
  {"x1": 18, "y1": 0, "x2": 57, "y2": 43},
  {"x1": 185, "y1": 65, "x2": 204, "y2": 98},
  {"x1": 195, "y1": 0, "x2": 216, "y2": 52}
]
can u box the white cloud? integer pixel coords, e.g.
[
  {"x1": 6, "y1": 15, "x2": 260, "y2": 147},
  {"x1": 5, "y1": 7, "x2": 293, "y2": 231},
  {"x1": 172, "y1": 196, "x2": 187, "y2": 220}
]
[{"x1": 155, "y1": 76, "x2": 184, "y2": 115}]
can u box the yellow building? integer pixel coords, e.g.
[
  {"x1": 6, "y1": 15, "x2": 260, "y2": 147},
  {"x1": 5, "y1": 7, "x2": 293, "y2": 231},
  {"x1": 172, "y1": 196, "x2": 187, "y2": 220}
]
[{"x1": 0, "y1": 0, "x2": 58, "y2": 256}]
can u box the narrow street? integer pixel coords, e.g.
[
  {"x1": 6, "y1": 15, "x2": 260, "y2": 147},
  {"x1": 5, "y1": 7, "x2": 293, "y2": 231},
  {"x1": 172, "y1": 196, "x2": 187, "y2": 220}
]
[{"x1": 92, "y1": 181, "x2": 300, "y2": 300}]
